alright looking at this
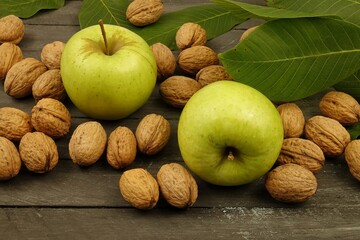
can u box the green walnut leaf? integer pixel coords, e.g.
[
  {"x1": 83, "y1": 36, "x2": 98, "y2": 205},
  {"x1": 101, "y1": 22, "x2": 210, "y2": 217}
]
[
  {"x1": 334, "y1": 70, "x2": 360, "y2": 100},
  {"x1": 212, "y1": 0, "x2": 337, "y2": 20},
  {"x1": 266, "y1": 0, "x2": 360, "y2": 27},
  {"x1": 0, "y1": 0, "x2": 65, "y2": 18},
  {"x1": 79, "y1": 0, "x2": 247, "y2": 49},
  {"x1": 347, "y1": 122, "x2": 360, "y2": 140},
  {"x1": 219, "y1": 17, "x2": 360, "y2": 102}
]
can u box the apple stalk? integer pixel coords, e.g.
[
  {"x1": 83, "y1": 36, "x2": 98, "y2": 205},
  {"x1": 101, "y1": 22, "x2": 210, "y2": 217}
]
[{"x1": 98, "y1": 19, "x2": 110, "y2": 55}]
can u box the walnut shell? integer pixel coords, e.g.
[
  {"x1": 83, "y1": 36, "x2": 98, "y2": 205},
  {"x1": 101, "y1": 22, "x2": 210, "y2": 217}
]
[
  {"x1": 277, "y1": 103, "x2": 305, "y2": 138},
  {"x1": 135, "y1": 113, "x2": 171, "y2": 155},
  {"x1": 0, "y1": 15, "x2": 25, "y2": 44},
  {"x1": 277, "y1": 138, "x2": 325, "y2": 173},
  {"x1": 32, "y1": 69, "x2": 67, "y2": 102},
  {"x1": 4, "y1": 57, "x2": 47, "y2": 98},
  {"x1": 0, "y1": 136, "x2": 21, "y2": 181},
  {"x1": 40, "y1": 41, "x2": 66, "y2": 69},
  {"x1": 239, "y1": 26, "x2": 257, "y2": 41},
  {"x1": 19, "y1": 132, "x2": 59, "y2": 173},
  {"x1": 177, "y1": 46, "x2": 219, "y2": 75},
  {"x1": 195, "y1": 65, "x2": 232, "y2": 87},
  {"x1": 150, "y1": 42, "x2": 176, "y2": 81},
  {"x1": 0, "y1": 107, "x2": 33, "y2": 142},
  {"x1": 0, "y1": 42, "x2": 23, "y2": 80},
  {"x1": 31, "y1": 98, "x2": 71, "y2": 138},
  {"x1": 304, "y1": 115, "x2": 350, "y2": 157},
  {"x1": 69, "y1": 121, "x2": 107, "y2": 166},
  {"x1": 175, "y1": 22, "x2": 207, "y2": 50},
  {"x1": 119, "y1": 168, "x2": 159, "y2": 209},
  {"x1": 344, "y1": 140, "x2": 360, "y2": 181},
  {"x1": 107, "y1": 126, "x2": 137, "y2": 169},
  {"x1": 159, "y1": 75, "x2": 201, "y2": 108},
  {"x1": 265, "y1": 163, "x2": 318, "y2": 203},
  {"x1": 157, "y1": 163, "x2": 198, "y2": 208},
  {"x1": 319, "y1": 91, "x2": 360, "y2": 126},
  {"x1": 126, "y1": 0, "x2": 164, "y2": 27}
]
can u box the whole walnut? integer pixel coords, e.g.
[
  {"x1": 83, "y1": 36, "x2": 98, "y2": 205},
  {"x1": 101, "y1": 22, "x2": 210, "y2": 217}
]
[
  {"x1": 277, "y1": 103, "x2": 305, "y2": 138},
  {"x1": 126, "y1": 0, "x2": 164, "y2": 27},
  {"x1": 69, "y1": 121, "x2": 107, "y2": 166},
  {"x1": 0, "y1": 15, "x2": 25, "y2": 44},
  {"x1": 195, "y1": 65, "x2": 232, "y2": 87},
  {"x1": 40, "y1": 41, "x2": 66, "y2": 69},
  {"x1": 239, "y1": 26, "x2": 257, "y2": 41},
  {"x1": 31, "y1": 98, "x2": 71, "y2": 138},
  {"x1": 344, "y1": 140, "x2": 360, "y2": 181},
  {"x1": 0, "y1": 107, "x2": 33, "y2": 142},
  {"x1": 0, "y1": 136, "x2": 22, "y2": 181},
  {"x1": 175, "y1": 22, "x2": 207, "y2": 50},
  {"x1": 0, "y1": 42, "x2": 23, "y2": 80},
  {"x1": 150, "y1": 42, "x2": 176, "y2": 81},
  {"x1": 119, "y1": 168, "x2": 159, "y2": 209},
  {"x1": 32, "y1": 69, "x2": 67, "y2": 102},
  {"x1": 19, "y1": 131, "x2": 59, "y2": 173}
]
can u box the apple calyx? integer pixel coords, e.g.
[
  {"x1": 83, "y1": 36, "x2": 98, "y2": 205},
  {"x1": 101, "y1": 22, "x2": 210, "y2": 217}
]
[
  {"x1": 98, "y1": 19, "x2": 110, "y2": 55},
  {"x1": 226, "y1": 147, "x2": 236, "y2": 161}
]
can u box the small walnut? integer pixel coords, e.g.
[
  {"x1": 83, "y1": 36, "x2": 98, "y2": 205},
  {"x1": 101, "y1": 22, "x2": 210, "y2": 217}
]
[
  {"x1": 159, "y1": 75, "x2": 201, "y2": 108},
  {"x1": 4, "y1": 57, "x2": 47, "y2": 98},
  {"x1": 19, "y1": 132, "x2": 59, "y2": 173},
  {"x1": 177, "y1": 46, "x2": 219, "y2": 75},
  {"x1": 175, "y1": 22, "x2": 207, "y2": 50},
  {"x1": 0, "y1": 136, "x2": 21, "y2": 181},
  {"x1": 69, "y1": 121, "x2": 107, "y2": 166},
  {"x1": 119, "y1": 168, "x2": 159, "y2": 209},
  {"x1": 277, "y1": 138, "x2": 325, "y2": 173},
  {"x1": 0, "y1": 107, "x2": 33, "y2": 142},
  {"x1": 107, "y1": 126, "x2": 137, "y2": 169},
  {"x1": 157, "y1": 163, "x2": 198, "y2": 208},
  {"x1": 40, "y1": 41, "x2": 66, "y2": 69},
  {"x1": 304, "y1": 115, "x2": 350, "y2": 157},
  {"x1": 0, "y1": 42, "x2": 23, "y2": 80},
  {"x1": 344, "y1": 140, "x2": 360, "y2": 181},
  {"x1": 265, "y1": 163, "x2": 318, "y2": 203},
  {"x1": 0, "y1": 15, "x2": 25, "y2": 44},
  {"x1": 277, "y1": 103, "x2": 305, "y2": 138},
  {"x1": 126, "y1": 0, "x2": 164, "y2": 27},
  {"x1": 31, "y1": 98, "x2": 71, "y2": 138},
  {"x1": 196, "y1": 65, "x2": 232, "y2": 87},
  {"x1": 135, "y1": 113, "x2": 171, "y2": 155},
  {"x1": 32, "y1": 69, "x2": 67, "y2": 102},
  {"x1": 150, "y1": 42, "x2": 176, "y2": 81},
  {"x1": 319, "y1": 91, "x2": 360, "y2": 126},
  {"x1": 239, "y1": 26, "x2": 257, "y2": 41}
]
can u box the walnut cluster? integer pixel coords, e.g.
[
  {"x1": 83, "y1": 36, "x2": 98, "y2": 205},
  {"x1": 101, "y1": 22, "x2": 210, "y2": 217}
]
[{"x1": 266, "y1": 90, "x2": 360, "y2": 203}]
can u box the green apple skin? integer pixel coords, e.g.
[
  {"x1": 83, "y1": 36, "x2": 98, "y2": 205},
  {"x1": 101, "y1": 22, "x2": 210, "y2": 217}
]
[
  {"x1": 61, "y1": 24, "x2": 157, "y2": 120},
  {"x1": 178, "y1": 81, "x2": 284, "y2": 186}
]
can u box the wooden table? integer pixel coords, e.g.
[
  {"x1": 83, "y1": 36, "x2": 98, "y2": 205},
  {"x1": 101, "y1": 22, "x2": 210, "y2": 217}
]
[{"x1": 1, "y1": 0, "x2": 359, "y2": 239}]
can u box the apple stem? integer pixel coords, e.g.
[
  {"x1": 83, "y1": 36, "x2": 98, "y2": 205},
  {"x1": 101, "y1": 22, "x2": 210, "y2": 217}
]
[
  {"x1": 227, "y1": 151, "x2": 235, "y2": 161},
  {"x1": 98, "y1": 19, "x2": 110, "y2": 55}
]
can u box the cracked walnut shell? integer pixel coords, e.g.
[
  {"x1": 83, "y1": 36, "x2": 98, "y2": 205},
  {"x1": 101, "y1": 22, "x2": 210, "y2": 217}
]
[
  {"x1": 126, "y1": 0, "x2": 164, "y2": 27},
  {"x1": 19, "y1": 132, "x2": 59, "y2": 173},
  {"x1": 0, "y1": 15, "x2": 25, "y2": 44},
  {"x1": 304, "y1": 115, "x2": 350, "y2": 157},
  {"x1": 119, "y1": 168, "x2": 159, "y2": 209},
  {"x1": 31, "y1": 98, "x2": 71, "y2": 139},
  {"x1": 4, "y1": 57, "x2": 47, "y2": 98},
  {"x1": 265, "y1": 163, "x2": 317, "y2": 203},
  {"x1": 0, "y1": 136, "x2": 21, "y2": 181},
  {"x1": 69, "y1": 121, "x2": 107, "y2": 166},
  {"x1": 0, "y1": 42, "x2": 23, "y2": 80},
  {"x1": 319, "y1": 91, "x2": 360, "y2": 126},
  {"x1": 175, "y1": 22, "x2": 207, "y2": 50},
  {"x1": 0, "y1": 107, "x2": 33, "y2": 142},
  {"x1": 157, "y1": 163, "x2": 198, "y2": 208},
  {"x1": 135, "y1": 113, "x2": 171, "y2": 155},
  {"x1": 107, "y1": 126, "x2": 137, "y2": 169}
]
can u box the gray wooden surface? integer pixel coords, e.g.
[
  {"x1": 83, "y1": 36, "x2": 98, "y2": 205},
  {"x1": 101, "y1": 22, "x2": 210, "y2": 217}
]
[{"x1": 1, "y1": 0, "x2": 359, "y2": 239}]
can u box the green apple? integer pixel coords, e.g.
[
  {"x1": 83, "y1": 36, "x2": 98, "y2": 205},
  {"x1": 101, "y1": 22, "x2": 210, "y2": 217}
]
[
  {"x1": 61, "y1": 22, "x2": 157, "y2": 120},
  {"x1": 178, "y1": 81, "x2": 283, "y2": 186}
]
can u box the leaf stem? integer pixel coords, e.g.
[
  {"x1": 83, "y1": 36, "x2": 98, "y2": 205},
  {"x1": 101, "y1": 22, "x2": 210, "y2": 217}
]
[{"x1": 98, "y1": 19, "x2": 109, "y2": 55}]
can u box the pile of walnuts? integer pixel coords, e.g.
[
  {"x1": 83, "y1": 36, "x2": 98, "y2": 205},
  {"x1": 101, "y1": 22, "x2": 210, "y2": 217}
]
[{"x1": 265, "y1": 90, "x2": 360, "y2": 203}]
